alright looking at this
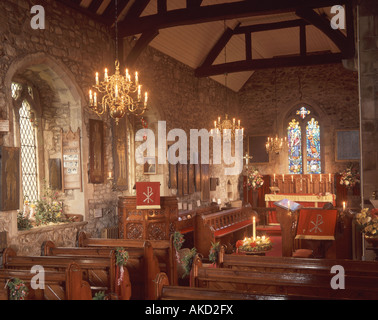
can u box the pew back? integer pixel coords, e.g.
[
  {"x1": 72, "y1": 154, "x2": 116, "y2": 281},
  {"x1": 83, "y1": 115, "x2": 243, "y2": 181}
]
[
  {"x1": 0, "y1": 262, "x2": 92, "y2": 300},
  {"x1": 191, "y1": 256, "x2": 378, "y2": 300}
]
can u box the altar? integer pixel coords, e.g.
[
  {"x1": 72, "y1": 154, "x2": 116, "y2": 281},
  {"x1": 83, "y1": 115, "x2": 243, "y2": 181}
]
[{"x1": 265, "y1": 193, "x2": 336, "y2": 224}]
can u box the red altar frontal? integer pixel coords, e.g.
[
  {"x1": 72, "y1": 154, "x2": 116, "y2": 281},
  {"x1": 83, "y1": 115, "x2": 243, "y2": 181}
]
[{"x1": 265, "y1": 193, "x2": 336, "y2": 224}]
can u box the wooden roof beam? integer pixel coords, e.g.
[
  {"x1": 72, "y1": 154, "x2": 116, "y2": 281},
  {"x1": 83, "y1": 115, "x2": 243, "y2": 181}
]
[
  {"x1": 295, "y1": 7, "x2": 352, "y2": 56},
  {"x1": 118, "y1": 0, "x2": 350, "y2": 37},
  {"x1": 125, "y1": 29, "x2": 160, "y2": 67},
  {"x1": 195, "y1": 52, "x2": 343, "y2": 77}
]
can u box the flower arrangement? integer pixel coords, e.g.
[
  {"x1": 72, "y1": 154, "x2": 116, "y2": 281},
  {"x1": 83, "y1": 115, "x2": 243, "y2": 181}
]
[
  {"x1": 7, "y1": 278, "x2": 29, "y2": 300},
  {"x1": 245, "y1": 167, "x2": 264, "y2": 190},
  {"x1": 17, "y1": 211, "x2": 33, "y2": 231},
  {"x1": 208, "y1": 242, "x2": 220, "y2": 264},
  {"x1": 355, "y1": 208, "x2": 378, "y2": 238},
  {"x1": 339, "y1": 164, "x2": 360, "y2": 189},
  {"x1": 236, "y1": 236, "x2": 272, "y2": 253},
  {"x1": 34, "y1": 184, "x2": 66, "y2": 226}
]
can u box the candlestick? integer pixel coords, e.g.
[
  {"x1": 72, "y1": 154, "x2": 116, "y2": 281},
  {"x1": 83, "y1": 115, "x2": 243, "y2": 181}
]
[
  {"x1": 108, "y1": 171, "x2": 113, "y2": 179},
  {"x1": 253, "y1": 216, "x2": 256, "y2": 240},
  {"x1": 343, "y1": 201, "x2": 346, "y2": 211}
]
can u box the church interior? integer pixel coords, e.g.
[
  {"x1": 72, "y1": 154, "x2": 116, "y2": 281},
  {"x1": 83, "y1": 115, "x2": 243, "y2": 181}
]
[{"x1": 0, "y1": 0, "x2": 377, "y2": 301}]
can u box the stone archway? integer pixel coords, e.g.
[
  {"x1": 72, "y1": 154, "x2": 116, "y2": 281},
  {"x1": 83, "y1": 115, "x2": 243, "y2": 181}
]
[{"x1": 4, "y1": 52, "x2": 88, "y2": 218}]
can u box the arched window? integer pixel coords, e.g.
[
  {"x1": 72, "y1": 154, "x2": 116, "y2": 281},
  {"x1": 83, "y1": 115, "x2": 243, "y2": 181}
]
[
  {"x1": 12, "y1": 82, "x2": 39, "y2": 202},
  {"x1": 287, "y1": 106, "x2": 321, "y2": 174}
]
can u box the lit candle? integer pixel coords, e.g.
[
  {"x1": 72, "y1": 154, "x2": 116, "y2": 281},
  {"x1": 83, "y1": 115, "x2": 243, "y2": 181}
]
[
  {"x1": 329, "y1": 173, "x2": 331, "y2": 182},
  {"x1": 310, "y1": 174, "x2": 312, "y2": 182},
  {"x1": 320, "y1": 174, "x2": 322, "y2": 182},
  {"x1": 253, "y1": 216, "x2": 256, "y2": 240},
  {"x1": 218, "y1": 117, "x2": 221, "y2": 124},
  {"x1": 238, "y1": 120, "x2": 241, "y2": 126},
  {"x1": 282, "y1": 174, "x2": 285, "y2": 182},
  {"x1": 274, "y1": 174, "x2": 276, "y2": 182},
  {"x1": 291, "y1": 175, "x2": 294, "y2": 183},
  {"x1": 343, "y1": 201, "x2": 346, "y2": 211},
  {"x1": 126, "y1": 69, "x2": 129, "y2": 80},
  {"x1": 138, "y1": 85, "x2": 141, "y2": 100},
  {"x1": 135, "y1": 71, "x2": 139, "y2": 85},
  {"x1": 214, "y1": 121, "x2": 217, "y2": 128},
  {"x1": 233, "y1": 118, "x2": 235, "y2": 125},
  {"x1": 93, "y1": 92, "x2": 97, "y2": 106},
  {"x1": 108, "y1": 171, "x2": 113, "y2": 179},
  {"x1": 89, "y1": 90, "x2": 93, "y2": 103},
  {"x1": 95, "y1": 72, "x2": 99, "y2": 85},
  {"x1": 104, "y1": 68, "x2": 108, "y2": 81},
  {"x1": 144, "y1": 92, "x2": 148, "y2": 107}
]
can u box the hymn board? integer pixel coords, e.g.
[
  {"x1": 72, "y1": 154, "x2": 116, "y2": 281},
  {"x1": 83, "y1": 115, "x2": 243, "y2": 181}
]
[{"x1": 61, "y1": 128, "x2": 82, "y2": 191}]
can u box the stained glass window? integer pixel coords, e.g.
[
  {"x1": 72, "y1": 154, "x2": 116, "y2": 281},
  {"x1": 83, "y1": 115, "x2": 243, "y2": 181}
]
[
  {"x1": 306, "y1": 118, "x2": 321, "y2": 174},
  {"x1": 288, "y1": 119, "x2": 302, "y2": 174},
  {"x1": 296, "y1": 106, "x2": 311, "y2": 119}
]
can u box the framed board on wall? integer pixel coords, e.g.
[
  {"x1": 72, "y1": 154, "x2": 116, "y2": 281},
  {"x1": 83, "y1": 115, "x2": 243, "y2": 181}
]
[
  {"x1": 249, "y1": 135, "x2": 269, "y2": 163},
  {"x1": 335, "y1": 130, "x2": 360, "y2": 161},
  {"x1": 61, "y1": 128, "x2": 82, "y2": 191},
  {"x1": 0, "y1": 147, "x2": 20, "y2": 211},
  {"x1": 89, "y1": 119, "x2": 104, "y2": 184}
]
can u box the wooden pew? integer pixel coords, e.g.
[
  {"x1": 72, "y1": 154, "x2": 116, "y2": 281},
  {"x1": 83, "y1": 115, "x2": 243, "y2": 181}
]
[
  {"x1": 194, "y1": 207, "x2": 254, "y2": 257},
  {"x1": 154, "y1": 272, "x2": 322, "y2": 300},
  {"x1": 191, "y1": 255, "x2": 378, "y2": 300},
  {"x1": 0, "y1": 262, "x2": 92, "y2": 300},
  {"x1": 2, "y1": 247, "x2": 131, "y2": 300},
  {"x1": 77, "y1": 231, "x2": 177, "y2": 298},
  {"x1": 42, "y1": 239, "x2": 161, "y2": 300},
  {"x1": 218, "y1": 247, "x2": 378, "y2": 277}
]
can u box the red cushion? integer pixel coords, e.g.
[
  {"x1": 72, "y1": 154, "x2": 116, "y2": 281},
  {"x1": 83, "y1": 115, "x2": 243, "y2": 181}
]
[
  {"x1": 180, "y1": 227, "x2": 194, "y2": 234},
  {"x1": 214, "y1": 220, "x2": 251, "y2": 238},
  {"x1": 292, "y1": 249, "x2": 313, "y2": 258}
]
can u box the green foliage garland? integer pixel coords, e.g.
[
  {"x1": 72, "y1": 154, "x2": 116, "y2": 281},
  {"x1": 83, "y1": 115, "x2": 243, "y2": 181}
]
[
  {"x1": 208, "y1": 242, "x2": 220, "y2": 264},
  {"x1": 7, "y1": 278, "x2": 29, "y2": 300}
]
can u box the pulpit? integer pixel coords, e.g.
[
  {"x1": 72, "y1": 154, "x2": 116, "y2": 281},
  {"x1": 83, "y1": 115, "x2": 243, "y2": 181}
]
[{"x1": 118, "y1": 196, "x2": 178, "y2": 240}]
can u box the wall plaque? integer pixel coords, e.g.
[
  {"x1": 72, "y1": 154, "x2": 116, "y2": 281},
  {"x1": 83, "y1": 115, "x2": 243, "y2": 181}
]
[
  {"x1": 61, "y1": 128, "x2": 82, "y2": 191},
  {"x1": 0, "y1": 120, "x2": 9, "y2": 133}
]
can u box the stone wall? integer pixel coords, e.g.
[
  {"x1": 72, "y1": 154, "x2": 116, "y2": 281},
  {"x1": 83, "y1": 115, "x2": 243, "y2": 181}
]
[{"x1": 0, "y1": 0, "x2": 118, "y2": 244}]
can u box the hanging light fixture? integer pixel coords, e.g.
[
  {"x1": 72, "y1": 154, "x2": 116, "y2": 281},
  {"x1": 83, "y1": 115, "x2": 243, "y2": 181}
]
[
  {"x1": 266, "y1": 69, "x2": 287, "y2": 154},
  {"x1": 88, "y1": 0, "x2": 148, "y2": 124},
  {"x1": 211, "y1": 21, "x2": 244, "y2": 139}
]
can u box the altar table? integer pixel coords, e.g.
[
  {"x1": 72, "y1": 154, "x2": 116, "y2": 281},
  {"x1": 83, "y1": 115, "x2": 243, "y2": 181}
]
[{"x1": 265, "y1": 193, "x2": 336, "y2": 224}]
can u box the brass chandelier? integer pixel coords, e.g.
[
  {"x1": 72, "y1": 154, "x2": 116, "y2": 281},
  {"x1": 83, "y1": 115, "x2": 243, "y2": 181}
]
[
  {"x1": 211, "y1": 20, "x2": 244, "y2": 138},
  {"x1": 211, "y1": 114, "x2": 244, "y2": 137},
  {"x1": 88, "y1": 0, "x2": 148, "y2": 124}
]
